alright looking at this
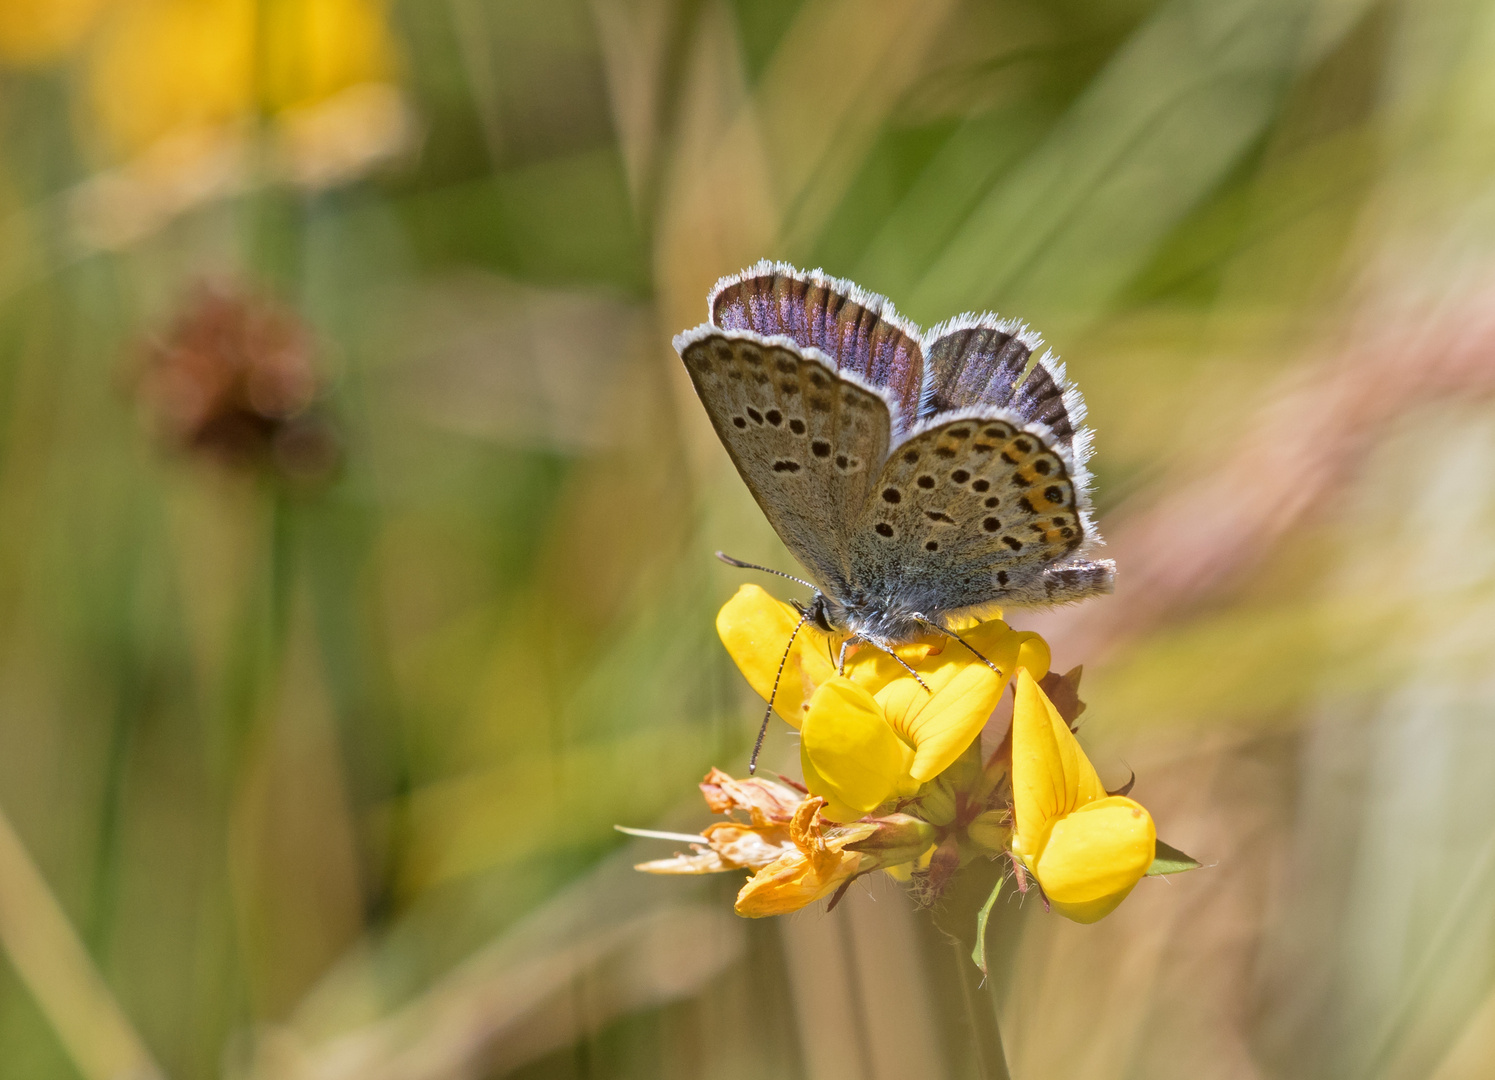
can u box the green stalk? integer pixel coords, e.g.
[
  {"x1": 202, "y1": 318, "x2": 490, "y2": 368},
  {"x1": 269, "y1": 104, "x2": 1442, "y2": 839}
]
[{"x1": 955, "y1": 940, "x2": 1012, "y2": 1080}]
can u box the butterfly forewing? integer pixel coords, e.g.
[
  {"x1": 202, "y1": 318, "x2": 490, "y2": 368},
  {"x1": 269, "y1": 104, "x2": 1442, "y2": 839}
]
[
  {"x1": 711, "y1": 264, "x2": 925, "y2": 427},
  {"x1": 679, "y1": 330, "x2": 891, "y2": 589},
  {"x1": 852, "y1": 416, "x2": 1089, "y2": 611}
]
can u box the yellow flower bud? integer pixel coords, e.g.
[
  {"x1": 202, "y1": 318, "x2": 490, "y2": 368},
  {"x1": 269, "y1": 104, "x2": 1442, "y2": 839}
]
[
  {"x1": 843, "y1": 813, "x2": 937, "y2": 868},
  {"x1": 914, "y1": 775, "x2": 959, "y2": 826},
  {"x1": 1010, "y1": 670, "x2": 1155, "y2": 923},
  {"x1": 966, "y1": 809, "x2": 1009, "y2": 853}
]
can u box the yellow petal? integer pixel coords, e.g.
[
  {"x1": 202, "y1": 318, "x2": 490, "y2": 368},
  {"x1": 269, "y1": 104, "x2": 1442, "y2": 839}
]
[
  {"x1": 799, "y1": 752, "x2": 868, "y2": 823},
  {"x1": 1033, "y1": 797, "x2": 1156, "y2": 923},
  {"x1": 841, "y1": 639, "x2": 937, "y2": 695},
  {"x1": 716, "y1": 585, "x2": 837, "y2": 728},
  {"x1": 800, "y1": 677, "x2": 912, "y2": 819},
  {"x1": 1015, "y1": 631, "x2": 1051, "y2": 679},
  {"x1": 1010, "y1": 669, "x2": 1106, "y2": 860},
  {"x1": 877, "y1": 622, "x2": 1023, "y2": 782},
  {"x1": 885, "y1": 661, "x2": 1008, "y2": 783}
]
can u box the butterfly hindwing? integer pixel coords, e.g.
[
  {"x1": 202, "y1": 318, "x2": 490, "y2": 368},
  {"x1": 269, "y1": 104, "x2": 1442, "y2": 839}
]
[
  {"x1": 677, "y1": 328, "x2": 891, "y2": 590},
  {"x1": 851, "y1": 413, "x2": 1095, "y2": 612}
]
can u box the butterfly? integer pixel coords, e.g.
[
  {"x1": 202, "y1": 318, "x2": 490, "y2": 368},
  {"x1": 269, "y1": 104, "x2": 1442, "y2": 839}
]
[{"x1": 674, "y1": 262, "x2": 1113, "y2": 665}]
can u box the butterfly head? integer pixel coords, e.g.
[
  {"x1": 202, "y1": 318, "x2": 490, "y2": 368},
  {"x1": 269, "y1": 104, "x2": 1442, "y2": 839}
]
[{"x1": 791, "y1": 592, "x2": 841, "y2": 635}]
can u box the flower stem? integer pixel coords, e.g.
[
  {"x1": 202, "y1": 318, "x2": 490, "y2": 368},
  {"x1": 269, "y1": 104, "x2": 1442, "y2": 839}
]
[{"x1": 954, "y1": 940, "x2": 1012, "y2": 1080}]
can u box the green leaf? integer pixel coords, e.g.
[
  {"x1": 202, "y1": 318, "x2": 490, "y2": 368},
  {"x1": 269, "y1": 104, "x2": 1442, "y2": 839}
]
[
  {"x1": 970, "y1": 874, "x2": 1005, "y2": 975},
  {"x1": 1146, "y1": 839, "x2": 1202, "y2": 876}
]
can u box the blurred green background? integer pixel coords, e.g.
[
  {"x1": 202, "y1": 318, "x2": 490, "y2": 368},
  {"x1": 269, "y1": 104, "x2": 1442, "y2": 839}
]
[{"x1": 0, "y1": 0, "x2": 1494, "y2": 1078}]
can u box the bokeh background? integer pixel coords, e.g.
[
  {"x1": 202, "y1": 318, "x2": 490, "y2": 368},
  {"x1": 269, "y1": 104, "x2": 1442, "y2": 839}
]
[{"x1": 0, "y1": 0, "x2": 1493, "y2": 1078}]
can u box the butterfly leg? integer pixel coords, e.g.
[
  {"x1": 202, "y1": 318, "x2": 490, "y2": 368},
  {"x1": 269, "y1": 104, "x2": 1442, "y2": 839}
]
[
  {"x1": 836, "y1": 629, "x2": 932, "y2": 690},
  {"x1": 913, "y1": 616, "x2": 1003, "y2": 677},
  {"x1": 837, "y1": 636, "x2": 854, "y2": 672},
  {"x1": 858, "y1": 639, "x2": 931, "y2": 692}
]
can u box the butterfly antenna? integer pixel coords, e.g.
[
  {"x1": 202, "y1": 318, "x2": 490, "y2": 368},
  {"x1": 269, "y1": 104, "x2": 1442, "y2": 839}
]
[
  {"x1": 716, "y1": 552, "x2": 816, "y2": 591},
  {"x1": 749, "y1": 605, "x2": 810, "y2": 774},
  {"x1": 917, "y1": 617, "x2": 1003, "y2": 676}
]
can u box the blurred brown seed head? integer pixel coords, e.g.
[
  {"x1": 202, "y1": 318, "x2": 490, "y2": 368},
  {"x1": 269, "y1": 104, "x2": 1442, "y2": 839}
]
[{"x1": 139, "y1": 282, "x2": 339, "y2": 481}]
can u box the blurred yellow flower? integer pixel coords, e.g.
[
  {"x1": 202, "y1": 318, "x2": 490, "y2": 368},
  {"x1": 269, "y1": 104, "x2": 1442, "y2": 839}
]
[
  {"x1": 1009, "y1": 669, "x2": 1155, "y2": 923},
  {"x1": 68, "y1": 0, "x2": 410, "y2": 248},
  {"x1": 87, "y1": 0, "x2": 397, "y2": 158},
  {"x1": 717, "y1": 584, "x2": 1049, "y2": 821},
  {"x1": 0, "y1": 0, "x2": 112, "y2": 66}
]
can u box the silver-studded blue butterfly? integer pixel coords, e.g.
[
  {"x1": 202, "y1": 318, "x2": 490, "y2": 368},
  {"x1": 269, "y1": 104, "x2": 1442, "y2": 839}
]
[{"x1": 674, "y1": 262, "x2": 1114, "y2": 656}]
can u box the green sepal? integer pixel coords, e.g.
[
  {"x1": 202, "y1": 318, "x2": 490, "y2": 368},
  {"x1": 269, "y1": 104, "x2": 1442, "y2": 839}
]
[
  {"x1": 1146, "y1": 839, "x2": 1201, "y2": 876},
  {"x1": 970, "y1": 874, "x2": 1005, "y2": 975}
]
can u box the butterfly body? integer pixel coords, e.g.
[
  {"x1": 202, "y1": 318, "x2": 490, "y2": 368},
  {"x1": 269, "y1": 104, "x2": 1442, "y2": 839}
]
[{"x1": 675, "y1": 263, "x2": 1113, "y2": 650}]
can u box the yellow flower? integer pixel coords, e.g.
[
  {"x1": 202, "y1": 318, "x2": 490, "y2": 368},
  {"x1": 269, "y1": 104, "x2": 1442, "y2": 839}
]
[
  {"x1": 69, "y1": 0, "x2": 410, "y2": 247},
  {"x1": 715, "y1": 584, "x2": 840, "y2": 727},
  {"x1": 86, "y1": 0, "x2": 398, "y2": 159},
  {"x1": 716, "y1": 584, "x2": 1049, "y2": 821},
  {"x1": 1009, "y1": 669, "x2": 1155, "y2": 923}
]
